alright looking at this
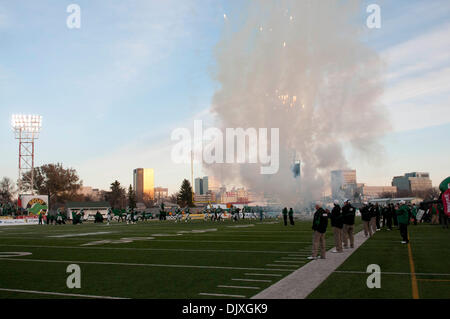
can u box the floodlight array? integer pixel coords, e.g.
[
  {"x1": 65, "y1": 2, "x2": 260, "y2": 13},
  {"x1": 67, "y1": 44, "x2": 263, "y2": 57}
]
[{"x1": 11, "y1": 114, "x2": 43, "y2": 133}]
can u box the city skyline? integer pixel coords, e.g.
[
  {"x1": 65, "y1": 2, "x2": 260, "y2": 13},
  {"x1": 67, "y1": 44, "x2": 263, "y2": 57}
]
[{"x1": 0, "y1": 0, "x2": 449, "y2": 194}]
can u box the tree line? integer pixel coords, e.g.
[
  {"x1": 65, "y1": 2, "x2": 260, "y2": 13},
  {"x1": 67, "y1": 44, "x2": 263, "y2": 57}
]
[{"x1": 1, "y1": 163, "x2": 195, "y2": 209}]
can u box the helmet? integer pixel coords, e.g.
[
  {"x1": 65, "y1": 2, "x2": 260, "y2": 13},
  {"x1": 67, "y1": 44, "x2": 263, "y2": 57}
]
[{"x1": 333, "y1": 200, "x2": 339, "y2": 205}]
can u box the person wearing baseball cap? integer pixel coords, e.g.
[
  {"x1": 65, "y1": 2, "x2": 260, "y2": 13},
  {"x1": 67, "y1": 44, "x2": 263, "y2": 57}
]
[
  {"x1": 342, "y1": 200, "x2": 356, "y2": 248},
  {"x1": 330, "y1": 200, "x2": 343, "y2": 253},
  {"x1": 308, "y1": 202, "x2": 329, "y2": 259}
]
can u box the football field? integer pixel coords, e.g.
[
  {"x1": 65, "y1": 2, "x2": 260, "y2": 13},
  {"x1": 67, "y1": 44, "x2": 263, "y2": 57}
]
[
  {"x1": 0, "y1": 218, "x2": 448, "y2": 299},
  {"x1": 0, "y1": 218, "x2": 341, "y2": 299}
]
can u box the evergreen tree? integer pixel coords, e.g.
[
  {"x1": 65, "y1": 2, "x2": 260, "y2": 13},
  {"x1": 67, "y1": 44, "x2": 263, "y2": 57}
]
[
  {"x1": 108, "y1": 180, "x2": 126, "y2": 209},
  {"x1": 177, "y1": 179, "x2": 194, "y2": 207},
  {"x1": 128, "y1": 184, "x2": 137, "y2": 210}
]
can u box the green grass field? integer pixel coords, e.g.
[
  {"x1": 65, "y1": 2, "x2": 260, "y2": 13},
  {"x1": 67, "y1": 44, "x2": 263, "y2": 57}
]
[
  {"x1": 308, "y1": 224, "x2": 450, "y2": 299},
  {"x1": 0, "y1": 218, "x2": 447, "y2": 299}
]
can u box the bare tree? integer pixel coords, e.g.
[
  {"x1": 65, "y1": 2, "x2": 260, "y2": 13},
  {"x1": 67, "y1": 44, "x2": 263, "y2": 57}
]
[{"x1": 0, "y1": 177, "x2": 16, "y2": 203}]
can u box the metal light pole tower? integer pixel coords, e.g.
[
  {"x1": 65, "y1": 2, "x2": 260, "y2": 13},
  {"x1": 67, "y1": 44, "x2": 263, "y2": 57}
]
[{"x1": 11, "y1": 114, "x2": 43, "y2": 195}]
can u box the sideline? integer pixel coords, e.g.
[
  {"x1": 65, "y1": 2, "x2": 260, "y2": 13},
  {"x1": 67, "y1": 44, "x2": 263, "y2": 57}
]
[{"x1": 252, "y1": 230, "x2": 369, "y2": 299}]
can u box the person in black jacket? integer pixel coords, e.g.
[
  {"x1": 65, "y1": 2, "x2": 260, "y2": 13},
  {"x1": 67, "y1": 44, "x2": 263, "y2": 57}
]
[
  {"x1": 288, "y1": 208, "x2": 294, "y2": 225},
  {"x1": 342, "y1": 200, "x2": 356, "y2": 249},
  {"x1": 330, "y1": 200, "x2": 343, "y2": 253},
  {"x1": 308, "y1": 203, "x2": 329, "y2": 260},
  {"x1": 282, "y1": 207, "x2": 288, "y2": 226},
  {"x1": 361, "y1": 202, "x2": 373, "y2": 238}
]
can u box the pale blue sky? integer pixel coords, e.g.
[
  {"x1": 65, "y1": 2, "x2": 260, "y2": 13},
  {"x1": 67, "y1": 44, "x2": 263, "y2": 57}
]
[{"x1": 0, "y1": 0, "x2": 449, "y2": 193}]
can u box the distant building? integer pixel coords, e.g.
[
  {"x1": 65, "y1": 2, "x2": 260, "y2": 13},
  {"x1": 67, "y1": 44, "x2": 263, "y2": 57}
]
[
  {"x1": 220, "y1": 188, "x2": 250, "y2": 204},
  {"x1": 195, "y1": 178, "x2": 203, "y2": 195},
  {"x1": 208, "y1": 176, "x2": 221, "y2": 194},
  {"x1": 195, "y1": 176, "x2": 215, "y2": 195},
  {"x1": 77, "y1": 186, "x2": 102, "y2": 201},
  {"x1": 331, "y1": 169, "x2": 357, "y2": 200},
  {"x1": 362, "y1": 185, "x2": 397, "y2": 200},
  {"x1": 194, "y1": 192, "x2": 216, "y2": 204},
  {"x1": 133, "y1": 168, "x2": 155, "y2": 202},
  {"x1": 154, "y1": 187, "x2": 168, "y2": 200},
  {"x1": 392, "y1": 172, "x2": 432, "y2": 193}
]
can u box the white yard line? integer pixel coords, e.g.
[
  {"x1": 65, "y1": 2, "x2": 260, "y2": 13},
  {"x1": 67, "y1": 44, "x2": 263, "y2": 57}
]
[
  {"x1": 48, "y1": 232, "x2": 113, "y2": 238},
  {"x1": 0, "y1": 257, "x2": 294, "y2": 272},
  {"x1": 198, "y1": 293, "x2": 245, "y2": 298},
  {"x1": 0, "y1": 244, "x2": 298, "y2": 255},
  {"x1": 232, "y1": 279, "x2": 272, "y2": 283},
  {"x1": 273, "y1": 260, "x2": 305, "y2": 263},
  {"x1": 0, "y1": 287, "x2": 128, "y2": 299},
  {"x1": 265, "y1": 264, "x2": 299, "y2": 268},
  {"x1": 217, "y1": 285, "x2": 260, "y2": 290},
  {"x1": 334, "y1": 270, "x2": 450, "y2": 276},
  {"x1": 244, "y1": 273, "x2": 282, "y2": 277},
  {"x1": 0, "y1": 237, "x2": 312, "y2": 244}
]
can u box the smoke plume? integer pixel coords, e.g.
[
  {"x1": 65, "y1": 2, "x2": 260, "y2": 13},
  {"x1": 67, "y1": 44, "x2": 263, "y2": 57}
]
[{"x1": 205, "y1": 0, "x2": 389, "y2": 206}]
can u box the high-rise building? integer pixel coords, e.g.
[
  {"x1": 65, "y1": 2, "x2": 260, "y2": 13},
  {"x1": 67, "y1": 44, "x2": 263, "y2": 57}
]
[
  {"x1": 133, "y1": 168, "x2": 154, "y2": 202},
  {"x1": 392, "y1": 172, "x2": 432, "y2": 192},
  {"x1": 202, "y1": 176, "x2": 209, "y2": 195},
  {"x1": 195, "y1": 176, "x2": 216, "y2": 195},
  {"x1": 195, "y1": 178, "x2": 203, "y2": 195},
  {"x1": 331, "y1": 169, "x2": 357, "y2": 200}
]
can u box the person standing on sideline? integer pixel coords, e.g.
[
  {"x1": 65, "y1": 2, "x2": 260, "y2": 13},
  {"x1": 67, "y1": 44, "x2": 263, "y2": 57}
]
[
  {"x1": 341, "y1": 200, "x2": 356, "y2": 249},
  {"x1": 375, "y1": 203, "x2": 381, "y2": 231},
  {"x1": 397, "y1": 200, "x2": 410, "y2": 244},
  {"x1": 431, "y1": 203, "x2": 439, "y2": 224},
  {"x1": 38, "y1": 210, "x2": 44, "y2": 225},
  {"x1": 330, "y1": 200, "x2": 343, "y2": 253},
  {"x1": 368, "y1": 203, "x2": 377, "y2": 234},
  {"x1": 308, "y1": 203, "x2": 329, "y2": 260},
  {"x1": 393, "y1": 203, "x2": 399, "y2": 227},
  {"x1": 438, "y1": 202, "x2": 448, "y2": 229},
  {"x1": 411, "y1": 203, "x2": 418, "y2": 226},
  {"x1": 385, "y1": 204, "x2": 393, "y2": 230},
  {"x1": 288, "y1": 208, "x2": 295, "y2": 225},
  {"x1": 360, "y1": 202, "x2": 372, "y2": 238},
  {"x1": 282, "y1": 207, "x2": 288, "y2": 226}
]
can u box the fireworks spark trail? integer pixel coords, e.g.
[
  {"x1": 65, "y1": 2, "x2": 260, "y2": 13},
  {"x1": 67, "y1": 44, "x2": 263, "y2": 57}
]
[{"x1": 206, "y1": 0, "x2": 389, "y2": 207}]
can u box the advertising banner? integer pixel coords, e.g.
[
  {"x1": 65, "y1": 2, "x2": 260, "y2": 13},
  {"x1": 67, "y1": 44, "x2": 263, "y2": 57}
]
[
  {"x1": 442, "y1": 189, "x2": 450, "y2": 217},
  {"x1": 19, "y1": 195, "x2": 49, "y2": 215},
  {"x1": 0, "y1": 218, "x2": 39, "y2": 226}
]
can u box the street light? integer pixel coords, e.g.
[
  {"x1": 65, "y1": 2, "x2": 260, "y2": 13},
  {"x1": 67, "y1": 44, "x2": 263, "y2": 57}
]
[{"x1": 11, "y1": 114, "x2": 43, "y2": 195}]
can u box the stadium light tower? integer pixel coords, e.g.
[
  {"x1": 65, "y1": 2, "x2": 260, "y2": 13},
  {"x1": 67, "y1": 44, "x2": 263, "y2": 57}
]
[{"x1": 11, "y1": 114, "x2": 43, "y2": 195}]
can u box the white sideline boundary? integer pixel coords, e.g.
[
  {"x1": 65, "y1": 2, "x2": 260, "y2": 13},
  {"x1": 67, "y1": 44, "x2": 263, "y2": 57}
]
[
  {"x1": 252, "y1": 230, "x2": 369, "y2": 299},
  {"x1": 0, "y1": 244, "x2": 300, "y2": 255},
  {"x1": 0, "y1": 287, "x2": 128, "y2": 299}
]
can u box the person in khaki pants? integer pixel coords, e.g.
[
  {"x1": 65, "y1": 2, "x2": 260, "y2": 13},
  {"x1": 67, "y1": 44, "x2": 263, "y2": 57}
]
[
  {"x1": 330, "y1": 200, "x2": 343, "y2": 253},
  {"x1": 368, "y1": 203, "x2": 377, "y2": 234},
  {"x1": 308, "y1": 203, "x2": 329, "y2": 260},
  {"x1": 360, "y1": 203, "x2": 372, "y2": 237},
  {"x1": 341, "y1": 200, "x2": 356, "y2": 249}
]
